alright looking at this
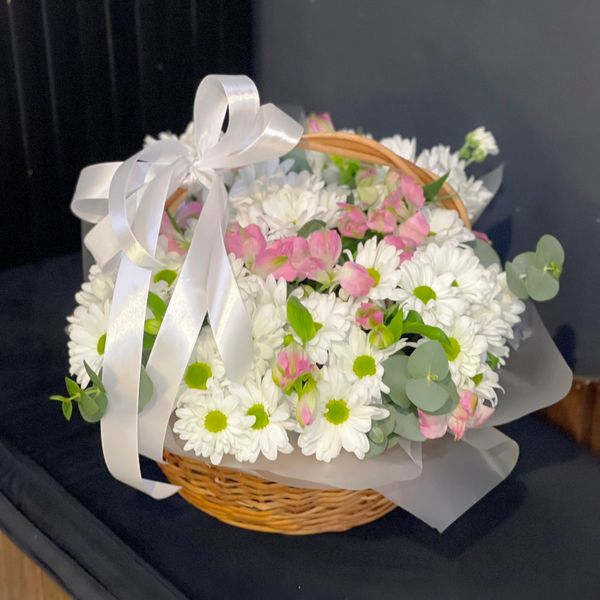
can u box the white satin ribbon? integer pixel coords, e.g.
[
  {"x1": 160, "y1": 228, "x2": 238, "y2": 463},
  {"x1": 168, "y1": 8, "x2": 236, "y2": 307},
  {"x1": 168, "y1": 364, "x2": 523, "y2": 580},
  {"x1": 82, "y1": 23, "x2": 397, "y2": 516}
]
[{"x1": 71, "y1": 75, "x2": 303, "y2": 498}]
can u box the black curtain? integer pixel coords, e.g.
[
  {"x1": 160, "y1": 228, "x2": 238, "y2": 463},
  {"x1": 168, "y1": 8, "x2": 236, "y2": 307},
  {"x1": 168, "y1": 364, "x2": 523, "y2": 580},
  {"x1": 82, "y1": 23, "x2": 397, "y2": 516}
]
[{"x1": 0, "y1": 0, "x2": 252, "y2": 269}]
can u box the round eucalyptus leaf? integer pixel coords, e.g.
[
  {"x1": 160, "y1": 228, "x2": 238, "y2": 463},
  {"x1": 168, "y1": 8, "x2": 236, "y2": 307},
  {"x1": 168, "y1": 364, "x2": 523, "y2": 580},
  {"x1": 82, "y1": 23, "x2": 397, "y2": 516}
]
[
  {"x1": 382, "y1": 354, "x2": 411, "y2": 407},
  {"x1": 526, "y1": 265, "x2": 560, "y2": 301},
  {"x1": 468, "y1": 238, "x2": 500, "y2": 267},
  {"x1": 505, "y1": 261, "x2": 529, "y2": 300},
  {"x1": 365, "y1": 437, "x2": 388, "y2": 458},
  {"x1": 405, "y1": 378, "x2": 449, "y2": 412},
  {"x1": 512, "y1": 251, "x2": 536, "y2": 274},
  {"x1": 391, "y1": 408, "x2": 426, "y2": 442},
  {"x1": 535, "y1": 234, "x2": 564, "y2": 268},
  {"x1": 377, "y1": 412, "x2": 396, "y2": 436},
  {"x1": 368, "y1": 426, "x2": 385, "y2": 444},
  {"x1": 407, "y1": 341, "x2": 449, "y2": 380}
]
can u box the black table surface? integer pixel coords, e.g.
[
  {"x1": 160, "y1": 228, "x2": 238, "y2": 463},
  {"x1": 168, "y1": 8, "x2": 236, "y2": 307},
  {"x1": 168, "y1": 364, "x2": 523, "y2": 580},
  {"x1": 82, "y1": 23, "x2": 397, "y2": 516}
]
[{"x1": 1, "y1": 253, "x2": 599, "y2": 600}]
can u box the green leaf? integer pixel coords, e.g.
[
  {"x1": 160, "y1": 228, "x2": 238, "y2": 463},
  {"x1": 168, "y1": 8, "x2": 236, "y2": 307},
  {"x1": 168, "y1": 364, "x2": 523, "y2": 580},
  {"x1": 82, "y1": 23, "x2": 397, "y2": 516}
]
[
  {"x1": 423, "y1": 172, "x2": 449, "y2": 202},
  {"x1": 377, "y1": 411, "x2": 396, "y2": 436},
  {"x1": 526, "y1": 265, "x2": 560, "y2": 301},
  {"x1": 297, "y1": 219, "x2": 327, "y2": 238},
  {"x1": 388, "y1": 308, "x2": 404, "y2": 341},
  {"x1": 404, "y1": 310, "x2": 424, "y2": 325},
  {"x1": 368, "y1": 426, "x2": 386, "y2": 445},
  {"x1": 153, "y1": 269, "x2": 178, "y2": 287},
  {"x1": 165, "y1": 209, "x2": 183, "y2": 235},
  {"x1": 77, "y1": 389, "x2": 100, "y2": 423},
  {"x1": 402, "y1": 323, "x2": 451, "y2": 353},
  {"x1": 535, "y1": 234, "x2": 564, "y2": 269},
  {"x1": 407, "y1": 341, "x2": 449, "y2": 380},
  {"x1": 287, "y1": 296, "x2": 317, "y2": 344},
  {"x1": 49, "y1": 394, "x2": 68, "y2": 402},
  {"x1": 423, "y1": 375, "x2": 460, "y2": 415},
  {"x1": 144, "y1": 318, "x2": 162, "y2": 336},
  {"x1": 62, "y1": 400, "x2": 73, "y2": 421},
  {"x1": 405, "y1": 378, "x2": 450, "y2": 412},
  {"x1": 389, "y1": 406, "x2": 426, "y2": 442},
  {"x1": 143, "y1": 332, "x2": 156, "y2": 352},
  {"x1": 83, "y1": 361, "x2": 104, "y2": 393},
  {"x1": 365, "y1": 437, "x2": 388, "y2": 458},
  {"x1": 139, "y1": 365, "x2": 154, "y2": 412},
  {"x1": 386, "y1": 433, "x2": 403, "y2": 449},
  {"x1": 65, "y1": 377, "x2": 80, "y2": 397},
  {"x1": 505, "y1": 261, "x2": 529, "y2": 300},
  {"x1": 147, "y1": 292, "x2": 167, "y2": 320},
  {"x1": 467, "y1": 238, "x2": 500, "y2": 267},
  {"x1": 487, "y1": 352, "x2": 500, "y2": 370},
  {"x1": 382, "y1": 355, "x2": 411, "y2": 408}
]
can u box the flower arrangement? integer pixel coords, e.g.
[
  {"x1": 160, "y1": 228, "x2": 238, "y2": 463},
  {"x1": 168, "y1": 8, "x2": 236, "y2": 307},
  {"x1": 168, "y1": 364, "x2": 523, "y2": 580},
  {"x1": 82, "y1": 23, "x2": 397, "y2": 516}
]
[{"x1": 56, "y1": 109, "x2": 565, "y2": 469}]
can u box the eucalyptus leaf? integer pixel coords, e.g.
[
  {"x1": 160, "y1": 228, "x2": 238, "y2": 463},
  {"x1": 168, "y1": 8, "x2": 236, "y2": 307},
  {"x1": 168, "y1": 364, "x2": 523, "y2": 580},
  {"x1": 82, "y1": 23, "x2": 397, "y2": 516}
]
[
  {"x1": 297, "y1": 219, "x2": 327, "y2": 238},
  {"x1": 526, "y1": 265, "x2": 560, "y2": 301},
  {"x1": 405, "y1": 378, "x2": 449, "y2": 412},
  {"x1": 368, "y1": 426, "x2": 385, "y2": 445},
  {"x1": 382, "y1": 355, "x2": 411, "y2": 407},
  {"x1": 505, "y1": 261, "x2": 529, "y2": 300},
  {"x1": 386, "y1": 433, "x2": 402, "y2": 449},
  {"x1": 407, "y1": 341, "x2": 449, "y2": 380},
  {"x1": 389, "y1": 406, "x2": 426, "y2": 442},
  {"x1": 535, "y1": 234, "x2": 564, "y2": 268},
  {"x1": 377, "y1": 411, "x2": 396, "y2": 436},
  {"x1": 423, "y1": 377, "x2": 459, "y2": 416},
  {"x1": 365, "y1": 437, "x2": 388, "y2": 458},
  {"x1": 512, "y1": 251, "x2": 536, "y2": 274},
  {"x1": 287, "y1": 296, "x2": 317, "y2": 344},
  {"x1": 139, "y1": 365, "x2": 154, "y2": 413},
  {"x1": 467, "y1": 238, "x2": 500, "y2": 267}
]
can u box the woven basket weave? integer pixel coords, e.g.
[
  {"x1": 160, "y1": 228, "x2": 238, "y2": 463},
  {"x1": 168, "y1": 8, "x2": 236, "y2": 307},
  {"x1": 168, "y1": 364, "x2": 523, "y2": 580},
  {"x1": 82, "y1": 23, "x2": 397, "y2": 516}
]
[{"x1": 160, "y1": 132, "x2": 469, "y2": 534}]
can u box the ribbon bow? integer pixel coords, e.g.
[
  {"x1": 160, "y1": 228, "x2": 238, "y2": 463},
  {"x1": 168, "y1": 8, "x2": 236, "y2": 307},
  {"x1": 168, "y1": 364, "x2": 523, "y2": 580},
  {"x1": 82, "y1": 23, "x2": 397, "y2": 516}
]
[{"x1": 71, "y1": 75, "x2": 303, "y2": 498}]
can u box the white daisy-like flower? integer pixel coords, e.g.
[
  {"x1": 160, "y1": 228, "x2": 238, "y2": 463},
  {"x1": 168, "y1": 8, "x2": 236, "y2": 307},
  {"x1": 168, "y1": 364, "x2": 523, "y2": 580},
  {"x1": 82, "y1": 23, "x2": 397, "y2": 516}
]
[
  {"x1": 75, "y1": 265, "x2": 115, "y2": 308},
  {"x1": 330, "y1": 325, "x2": 399, "y2": 400},
  {"x1": 468, "y1": 365, "x2": 502, "y2": 406},
  {"x1": 445, "y1": 315, "x2": 488, "y2": 388},
  {"x1": 424, "y1": 206, "x2": 475, "y2": 247},
  {"x1": 183, "y1": 326, "x2": 226, "y2": 392},
  {"x1": 395, "y1": 256, "x2": 467, "y2": 328},
  {"x1": 231, "y1": 170, "x2": 346, "y2": 239},
  {"x1": 294, "y1": 291, "x2": 352, "y2": 364},
  {"x1": 228, "y1": 158, "x2": 294, "y2": 196},
  {"x1": 379, "y1": 134, "x2": 417, "y2": 161},
  {"x1": 298, "y1": 368, "x2": 389, "y2": 462},
  {"x1": 417, "y1": 243, "x2": 490, "y2": 304},
  {"x1": 416, "y1": 145, "x2": 493, "y2": 220},
  {"x1": 353, "y1": 237, "x2": 403, "y2": 302},
  {"x1": 67, "y1": 300, "x2": 111, "y2": 387},
  {"x1": 174, "y1": 389, "x2": 253, "y2": 465},
  {"x1": 232, "y1": 370, "x2": 294, "y2": 462},
  {"x1": 466, "y1": 127, "x2": 499, "y2": 159}
]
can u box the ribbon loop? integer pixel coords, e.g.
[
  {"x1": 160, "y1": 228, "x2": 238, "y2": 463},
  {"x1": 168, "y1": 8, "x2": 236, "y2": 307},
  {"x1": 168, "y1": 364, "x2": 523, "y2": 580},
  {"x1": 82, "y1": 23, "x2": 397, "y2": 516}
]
[{"x1": 70, "y1": 75, "x2": 303, "y2": 498}]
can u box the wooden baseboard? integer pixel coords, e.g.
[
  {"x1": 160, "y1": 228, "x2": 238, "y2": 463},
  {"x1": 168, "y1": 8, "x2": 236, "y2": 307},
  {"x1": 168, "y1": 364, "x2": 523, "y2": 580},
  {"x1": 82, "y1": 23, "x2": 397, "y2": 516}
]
[
  {"x1": 542, "y1": 377, "x2": 600, "y2": 452},
  {"x1": 0, "y1": 532, "x2": 71, "y2": 600}
]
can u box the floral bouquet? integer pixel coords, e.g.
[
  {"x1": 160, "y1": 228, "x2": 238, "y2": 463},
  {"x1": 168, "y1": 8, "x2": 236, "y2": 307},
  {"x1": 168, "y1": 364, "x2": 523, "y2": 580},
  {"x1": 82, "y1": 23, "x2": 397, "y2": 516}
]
[{"x1": 56, "y1": 75, "x2": 571, "y2": 533}]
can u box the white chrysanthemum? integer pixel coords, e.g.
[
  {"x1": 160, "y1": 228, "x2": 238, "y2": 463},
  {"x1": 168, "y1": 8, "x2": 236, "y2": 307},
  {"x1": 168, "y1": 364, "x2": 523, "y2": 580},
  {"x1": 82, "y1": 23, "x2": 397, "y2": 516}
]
[
  {"x1": 330, "y1": 325, "x2": 399, "y2": 400},
  {"x1": 75, "y1": 265, "x2": 115, "y2": 308},
  {"x1": 446, "y1": 316, "x2": 488, "y2": 388},
  {"x1": 67, "y1": 300, "x2": 110, "y2": 387},
  {"x1": 416, "y1": 145, "x2": 493, "y2": 220},
  {"x1": 424, "y1": 206, "x2": 475, "y2": 247},
  {"x1": 353, "y1": 237, "x2": 403, "y2": 302},
  {"x1": 417, "y1": 243, "x2": 490, "y2": 304},
  {"x1": 228, "y1": 158, "x2": 294, "y2": 196},
  {"x1": 183, "y1": 326, "x2": 226, "y2": 392},
  {"x1": 395, "y1": 257, "x2": 467, "y2": 328},
  {"x1": 298, "y1": 368, "x2": 389, "y2": 462},
  {"x1": 231, "y1": 171, "x2": 346, "y2": 239},
  {"x1": 174, "y1": 389, "x2": 254, "y2": 464},
  {"x1": 468, "y1": 127, "x2": 499, "y2": 158},
  {"x1": 294, "y1": 292, "x2": 352, "y2": 364},
  {"x1": 232, "y1": 370, "x2": 294, "y2": 462},
  {"x1": 379, "y1": 135, "x2": 417, "y2": 161}
]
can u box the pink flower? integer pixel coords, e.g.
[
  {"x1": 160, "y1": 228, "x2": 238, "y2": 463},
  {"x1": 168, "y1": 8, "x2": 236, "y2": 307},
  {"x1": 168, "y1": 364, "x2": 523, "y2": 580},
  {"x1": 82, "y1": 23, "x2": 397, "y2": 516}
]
[
  {"x1": 272, "y1": 343, "x2": 315, "y2": 393},
  {"x1": 175, "y1": 201, "x2": 202, "y2": 228},
  {"x1": 336, "y1": 261, "x2": 374, "y2": 297},
  {"x1": 336, "y1": 203, "x2": 368, "y2": 239},
  {"x1": 295, "y1": 379, "x2": 318, "y2": 427},
  {"x1": 399, "y1": 175, "x2": 425, "y2": 209},
  {"x1": 305, "y1": 229, "x2": 342, "y2": 283},
  {"x1": 447, "y1": 390, "x2": 479, "y2": 440},
  {"x1": 254, "y1": 236, "x2": 316, "y2": 282},
  {"x1": 355, "y1": 302, "x2": 384, "y2": 330},
  {"x1": 474, "y1": 230, "x2": 491, "y2": 243},
  {"x1": 367, "y1": 208, "x2": 396, "y2": 234},
  {"x1": 159, "y1": 212, "x2": 186, "y2": 255},
  {"x1": 418, "y1": 411, "x2": 448, "y2": 439},
  {"x1": 381, "y1": 191, "x2": 410, "y2": 221},
  {"x1": 225, "y1": 223, "x2": 266, "y2": 267},
  {"x1": 305, "y1": 112, "x2": 334, "y2": 134},
  {"x1": 396, "y1": 212, "x2": 430, "y2": 246}
]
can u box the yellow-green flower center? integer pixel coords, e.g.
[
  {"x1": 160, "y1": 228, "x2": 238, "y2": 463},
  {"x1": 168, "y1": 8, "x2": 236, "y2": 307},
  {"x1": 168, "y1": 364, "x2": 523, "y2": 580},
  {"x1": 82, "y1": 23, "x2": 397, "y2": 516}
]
[
  {"x1": 185, "y1": 362, "x2": 213, "y2": 390},
  {"x1": 367, "y1": 267, "x2": 381, "y2": 286},
  {"x1": 97, "y1": 333, "x2": 107, "y2": 356},
  {"x1": 353, "y1": 354, "x2": 377, "y2": 378},
  {"x1": 324, "y1": 399, "x2": 350, "y2": 425},
  {"x1": 246, "y1": 403, "x2": 270, "y2": 430},
  {"x1": 204, "y1": 409, "x2": 227, "y2": 433},
  {"x1": 413, "y1": 285, "x2": 437, "y2": 304}
]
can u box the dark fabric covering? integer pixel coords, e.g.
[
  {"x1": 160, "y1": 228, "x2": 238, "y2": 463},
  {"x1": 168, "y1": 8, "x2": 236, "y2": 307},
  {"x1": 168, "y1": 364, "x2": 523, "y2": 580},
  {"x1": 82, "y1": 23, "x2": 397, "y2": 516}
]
[{"x1": 1, "y1": 254, "x2": 599, "y2": 599}]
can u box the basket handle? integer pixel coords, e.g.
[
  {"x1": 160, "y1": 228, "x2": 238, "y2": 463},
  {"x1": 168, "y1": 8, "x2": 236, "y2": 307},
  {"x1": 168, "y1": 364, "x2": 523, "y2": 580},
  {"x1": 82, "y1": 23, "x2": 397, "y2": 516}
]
[{"x1": 298, "y1": 132, "x2": 471, "y2": 228}]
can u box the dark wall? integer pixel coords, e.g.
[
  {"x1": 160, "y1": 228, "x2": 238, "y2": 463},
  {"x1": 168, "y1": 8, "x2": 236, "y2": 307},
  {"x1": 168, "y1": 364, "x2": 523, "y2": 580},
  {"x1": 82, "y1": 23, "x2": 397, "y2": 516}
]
[
  {"x1": 0, "y1": 0, "x2": 252, "y2": 269},
  {"x1": 253, "y1": 0, "x2": 600, "y2": 376}
]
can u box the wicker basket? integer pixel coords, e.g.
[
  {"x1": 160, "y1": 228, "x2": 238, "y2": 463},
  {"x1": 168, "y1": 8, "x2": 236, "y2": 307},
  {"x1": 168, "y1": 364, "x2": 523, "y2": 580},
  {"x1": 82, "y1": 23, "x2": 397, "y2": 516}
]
[{"x1": 160, "y1": 132, "x2": 470, "y2": 534}]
